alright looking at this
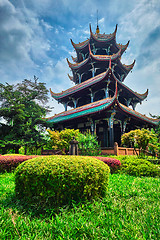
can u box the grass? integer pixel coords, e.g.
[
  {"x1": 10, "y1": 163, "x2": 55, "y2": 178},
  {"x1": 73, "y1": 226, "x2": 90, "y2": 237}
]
[{"x1": 0, "y1": 172, "x2": 160, "y2": 240}]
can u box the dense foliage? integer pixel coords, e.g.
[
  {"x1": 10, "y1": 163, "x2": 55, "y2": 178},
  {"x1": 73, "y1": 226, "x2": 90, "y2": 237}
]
[
  {"x1": 48, "y1": 129, "x2": 101, "y2": 155},
  {"x1": 93, "y1": 156, "x2": 121, "y2": 174},
  {"x1": 119, "y1": 158, "x2": 160, "y2": 177},
  {"x1": 15, "y1": 155, "x2": 110, "y2": 207},
  {"x1": 121, "y1": 128, "x2": 159, "y2": 156},
  {"x1": 77, "y1": 132, "x2": 101, "y2": 156},
  {"x1": 0, "y1": 77, "x2": 51, "y2": 154},
  {"x1": 48, "y1": 128, "x2": 80, "y2": 154},
  {"x1": 0, "y1": 155, "x2": 37, "y2": 173}
]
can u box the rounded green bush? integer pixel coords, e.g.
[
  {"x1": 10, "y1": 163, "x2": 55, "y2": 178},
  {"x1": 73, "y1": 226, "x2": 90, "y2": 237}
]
[
  {"x1": 15, "y1": 155, "x2": 110, "y2": 207},
  {"x1": 120, "y1": 158, "x2": 160, "y2": 177}
]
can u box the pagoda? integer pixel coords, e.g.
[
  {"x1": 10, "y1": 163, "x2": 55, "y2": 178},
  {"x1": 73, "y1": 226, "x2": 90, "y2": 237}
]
[{"x1": 46, "y1": 24, "x2": 159, "y2": 147}]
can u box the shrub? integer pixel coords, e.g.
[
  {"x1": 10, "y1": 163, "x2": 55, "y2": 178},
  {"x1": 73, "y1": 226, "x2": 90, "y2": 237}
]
[
  {"x1": 121, "y1": 128, "x2": 159, "y2": 157},
  {"x1": 48, "y1": 129, "x2": 101, "y2": 156},
  {"x1": 119, "y1": 158, "x2": 160, "y2": 177},
  {"x1": 77, "y1": 132, "x2": 101, "y2": 156},
  {"x1": 0, "y1": 155, "x2": 38, "y2": 173},
  {"x1": 15, "y1": 155, "x2": 110, "y2": 207},
  {"x1": 93, "y1": 157, "x2": 121, "y2": 174},
  {"x1": 48, "y1": 129, "x2": 80, "y2": 154}
]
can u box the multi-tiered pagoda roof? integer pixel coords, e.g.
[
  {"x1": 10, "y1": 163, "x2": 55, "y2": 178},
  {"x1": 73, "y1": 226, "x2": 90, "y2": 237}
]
[{"x1": 47, "y1": 24, "x2": 159, "y2": 147}]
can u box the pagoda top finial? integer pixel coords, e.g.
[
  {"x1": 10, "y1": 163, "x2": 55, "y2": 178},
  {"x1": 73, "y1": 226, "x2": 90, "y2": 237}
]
[{"x1": 96, "y1": 10, "x2": 100, "y2": 34}]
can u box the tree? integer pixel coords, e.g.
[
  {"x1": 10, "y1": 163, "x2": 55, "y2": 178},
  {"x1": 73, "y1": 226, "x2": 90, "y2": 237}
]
[
  {"x1": 0, "y1": 76, "x2": 51, "y2": 154},
  {"x1": 150, "y1": 114, "x2": 160, "y2": 141},
  {"x1": 121, "y1": 128, "x2": 159, "y2": 157}
]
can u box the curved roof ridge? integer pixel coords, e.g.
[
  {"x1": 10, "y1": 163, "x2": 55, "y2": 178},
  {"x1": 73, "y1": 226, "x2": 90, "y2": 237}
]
[
  {"x1": 70, "y1": 38, "x2": 89, "y2": 50},
  {"x1": 117, "y1": 40, "x2": 130, "y2": 53},
  {"x1": 46, "y1": 96, "x2": 114, "y2": 123},
  {"x1": 89, "y1": 43, "x2": 122, "y2": 61},
  {"x1": 90, "y1": 24, "x2": 117, "y2": 42},
  {"x1": 71, "y1": 56, "x2": 77, "y2": 63},
  {"x1": 134, "y1": 89, "x2": 149, "y2": 99},
  {"x1": 123, "y1": 60, "x2": 136, "y2": 72},
  {"x1": 50, "y1": 70, "x2": 109, "y2": 100},
  {"x1": 111, "y1": 70, "x2": 148, "y2": 100},
  {"x1": 118, "y1": 102, "x2": 159, "y2": 125},
  {"x1": 66, "y1": 57, "x2": 89, "y2": 69},
  {"x1": 68, "y1": 74, "x2": 73, "y2": 81}
]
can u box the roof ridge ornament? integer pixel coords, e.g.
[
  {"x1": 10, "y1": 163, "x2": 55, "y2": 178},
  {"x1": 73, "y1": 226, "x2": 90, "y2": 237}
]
[
  {"x1": 96, "y1": 10, "x2": 100, "y2": 34},
  {"x1": 114, "y1": 24, "x2": 118, "y2": 37}
]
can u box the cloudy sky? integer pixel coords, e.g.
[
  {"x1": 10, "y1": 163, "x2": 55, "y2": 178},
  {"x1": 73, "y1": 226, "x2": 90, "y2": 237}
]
[{"x1": 0, "y1": 0, "x2": 160, "y2": 118}]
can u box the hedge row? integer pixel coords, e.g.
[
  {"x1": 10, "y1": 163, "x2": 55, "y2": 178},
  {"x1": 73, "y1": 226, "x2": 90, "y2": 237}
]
[
  {"x1": 0, "y1": 155, "x2": 38, "y2": 173},
  {"x1": 119, "y1": 158, "x2": 160, "y2": 177},
  {"x1": 93, "y1": 157, "x2": 121, "y2": 174}
]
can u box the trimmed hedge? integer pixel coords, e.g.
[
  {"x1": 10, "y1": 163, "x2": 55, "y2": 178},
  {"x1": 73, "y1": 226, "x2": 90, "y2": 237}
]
[
  {"x1": 119, "y1": 158, "x2": 160, "y2": 177},
  {"x1": 0, "y1": 155, "x2": 38, "y2": 173},
  {"x1": 93, "y1": 157, "x2": 121, "y2": 174},
  {"x1": 15, "y1": 155, "x2": 110, "y2": 207}
]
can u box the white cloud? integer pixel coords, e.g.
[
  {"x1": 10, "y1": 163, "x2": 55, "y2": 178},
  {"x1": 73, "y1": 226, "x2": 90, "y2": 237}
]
[
  {"x1": 99, "y1": 17, "x2": 104, "y2": 24},
  {"x1": 41, "y1": 19, "x2": 53, "y2": 30},
  {"x1": 119, "y1": 0, "x2": 160, "y2": 43}
]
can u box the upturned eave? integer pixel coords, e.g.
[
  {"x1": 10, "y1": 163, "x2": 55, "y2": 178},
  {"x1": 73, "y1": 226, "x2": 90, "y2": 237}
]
[
  {"x1": 111, "y1": 70, "x2": 148, "y2": 101},
  {"x1": 50, "y1": 70, "x2": 109, "y2": 100},
  {"x1": 89, "y1": 24, "x2": 118, "y2": 43},
  {"x1": 47, "y1": 86, "x2": 159, "y2": 126}
]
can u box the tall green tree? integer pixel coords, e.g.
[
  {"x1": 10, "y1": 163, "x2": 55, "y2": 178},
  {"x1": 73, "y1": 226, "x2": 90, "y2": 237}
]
[{"x1": 0, "y1": 76, "x2": 51, "y2": 154}]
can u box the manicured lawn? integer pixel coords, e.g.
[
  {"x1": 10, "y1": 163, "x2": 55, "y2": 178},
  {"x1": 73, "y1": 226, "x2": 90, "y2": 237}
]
[{"x1": 0, "y1": 172, "x2": 159, "y2": 239}]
